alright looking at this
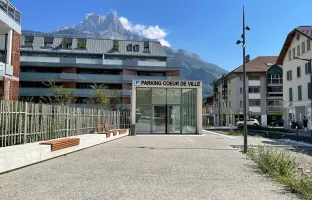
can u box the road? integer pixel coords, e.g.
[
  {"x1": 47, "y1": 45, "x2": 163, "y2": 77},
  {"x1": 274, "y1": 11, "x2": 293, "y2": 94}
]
[{"x1": 0, "y1": 132, "x2": 298, "y2": 200}]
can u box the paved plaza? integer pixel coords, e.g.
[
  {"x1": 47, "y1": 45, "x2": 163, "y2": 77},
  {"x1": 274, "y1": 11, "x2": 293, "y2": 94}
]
[{"x1": 0, "y1": 132, "x2": 298, "y2": 200}]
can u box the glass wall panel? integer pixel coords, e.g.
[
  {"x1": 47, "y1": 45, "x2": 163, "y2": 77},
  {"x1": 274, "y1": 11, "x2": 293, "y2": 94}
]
[
  {"x1": 136, "y1": 88, "x2": 151, "y2": 104},
  {"x1": 182, "y1": 106, "x2": 196, "y2": 134},
  {"x1": 167, "y1": 89, "x2": 181, "y2": 104},
  {"x1": 152, "y1": 88, "x2": 166, "y2": 104},
  {"x1": 136, "y1": 105, "x2": 152, "y2": 133},
  {"x1": 167, "y1": 105, "x2": 181, "y2": 134},
  {"x1": 152, "y1": 105, "x2": 166, "y2": 133},
  {"x1": 182, "y1": 89, "x2": 196, "y2": 105}
]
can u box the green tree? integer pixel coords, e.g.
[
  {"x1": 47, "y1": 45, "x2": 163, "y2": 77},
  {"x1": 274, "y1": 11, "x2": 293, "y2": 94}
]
[
  {"x1": 109, "y1": 90, "x2": 122, "y2": 111},
  {"x1": 61, "y1": 39, "x2": 67, "y2": 48},
  {"x1": 42, "y1": 80, "x2": 75, "y2": 105}
]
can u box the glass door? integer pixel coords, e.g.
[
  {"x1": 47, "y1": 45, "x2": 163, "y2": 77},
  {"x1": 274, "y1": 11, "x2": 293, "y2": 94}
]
[
  {"x1": 167, "y1": 105, "x2": 181, "y2": 134},
  {"x1": 152, "y1": 106, "x2": 166, "y2": 134}
]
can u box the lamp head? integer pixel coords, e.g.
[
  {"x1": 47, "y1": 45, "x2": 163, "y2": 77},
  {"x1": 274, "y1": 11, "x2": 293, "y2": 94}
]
[
  {"x1": 236, "y1": 40, "x2": 241, "y2": 45},
  {"x1": 245, "y1": 26, "x2": 250, "y2": 30}
]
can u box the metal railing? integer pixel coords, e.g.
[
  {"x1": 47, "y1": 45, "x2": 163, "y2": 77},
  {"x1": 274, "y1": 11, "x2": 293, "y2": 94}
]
[
  {"x1": 0, "y1": 0, "x2": 21, "y2": 25},
  {"x1": 0, "y1": 99, "x2": 131, "y2": 147},
  {"x1": 267, "y1": 106, "x2": 283, "y2": 111}
]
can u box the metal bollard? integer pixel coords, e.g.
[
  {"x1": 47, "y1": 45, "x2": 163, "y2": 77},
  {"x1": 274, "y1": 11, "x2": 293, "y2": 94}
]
[
  {"x1": 130, "y1": 124, "x2": 136, "y2": 136},
  {"x1": 296, "y1": 125, "x2": 299, "y2": 142}
]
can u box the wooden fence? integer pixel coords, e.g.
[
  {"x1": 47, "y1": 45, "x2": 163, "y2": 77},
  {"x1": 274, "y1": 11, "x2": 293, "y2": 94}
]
[{"x1": 0, "y1": 100, "x2": 131, "y2": 147}]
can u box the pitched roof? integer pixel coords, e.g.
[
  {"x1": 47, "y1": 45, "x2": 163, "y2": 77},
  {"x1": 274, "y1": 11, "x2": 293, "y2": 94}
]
[
  {"x1": 276, "y1": 26, "x2": 312, "y2": 65},
  {"x1": 233, "y1": 56, "x2": 279, "y2": 72}
]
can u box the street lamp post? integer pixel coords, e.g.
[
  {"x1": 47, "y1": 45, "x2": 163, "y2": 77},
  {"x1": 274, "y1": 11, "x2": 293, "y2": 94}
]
[
  {"x1": 294, "y1": 57, "x2": 312, "y2": 143},
  {"x1": 236, "y1": 6, "x2": 250, "y2": 153}
]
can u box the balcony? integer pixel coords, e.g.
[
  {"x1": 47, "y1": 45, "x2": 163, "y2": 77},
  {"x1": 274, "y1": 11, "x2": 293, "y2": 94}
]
[
  {"x1": 123, "y1": 75, "x2": 181, "y2": 82},
  {"x1": 0, "y1": 0, "x2": 21, "y2": 25},
  {"x1": 19, "y1": 88, "x2": 130, "y2": 97},
  {"x1": 267, "y1": 92, "x2": 283, "y2": 99},
  {"x1": 248, "y1": 80, "x2": 261, "y2": 86},
  {"x1": 20, "y1": 72, "x2": 123, "y2": 83},
  {"x1": 0, "y1": 61, "x2": 13, "y2": 76},
  {"x1": 267, "y1": 106, "x2": 283, "y2": 112},
  {"x1": 249, "y1": 93, "x2": 261, "y2": 99},
  {"x1": 20, "y1": 56, "x2": 179, "y2": 69},
  {"x1": 249, "y1": 106, "x2": 261, "y2": 113}
]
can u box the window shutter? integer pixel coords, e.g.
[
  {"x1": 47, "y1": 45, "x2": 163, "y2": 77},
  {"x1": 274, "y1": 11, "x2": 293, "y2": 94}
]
[
  {"x1": 298, "y1": 85, "x2": 302, "y2": 100},
  {"x1": 309, "y1": 62, "x2": 312, "y2": 73},
  {"x1": 308, "y1": 83, "x2": 311, "y2": 99},
  {"x1": 290, "y1": 71, "x2": 292, "y2": 80},
  {"x1": 289, "y1": 88, "x2": 293, "y2": 102},
  {"x1": 306, "y1": 63, "x2": 308, "y2": 74},
  {"x1": 287, "y1": 71, "x2": 289, "y2": 80}
]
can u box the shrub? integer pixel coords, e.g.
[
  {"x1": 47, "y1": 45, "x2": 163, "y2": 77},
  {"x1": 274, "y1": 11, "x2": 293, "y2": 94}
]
[{"x1": 247, "y1": 146, "x2": 312, "y2": 199}]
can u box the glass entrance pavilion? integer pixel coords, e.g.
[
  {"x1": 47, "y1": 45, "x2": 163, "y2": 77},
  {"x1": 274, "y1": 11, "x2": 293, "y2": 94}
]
[{"x1": 131, "y1": 80, "x2": 202, "y2": 134}]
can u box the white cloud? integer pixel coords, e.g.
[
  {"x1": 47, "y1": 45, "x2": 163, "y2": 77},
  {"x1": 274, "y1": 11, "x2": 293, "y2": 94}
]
[
  {"x1": 119, "y1": 16, "x2": 171, "y2": 47},
  {"x1": 158, "y1": 39, "x2": 171, "y2": 47}
]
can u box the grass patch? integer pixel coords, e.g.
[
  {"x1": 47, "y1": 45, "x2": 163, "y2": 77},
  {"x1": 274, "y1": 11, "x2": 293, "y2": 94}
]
[
  {"x1": 203, "y1": 125, "x2": 212, "y2": 129},
  {"x1": 247, "y1": 146, "x2": 312, "y2": 199},
  {"x1": 238, "y1": 125, "x2": 292, "y2": 133},
  {"x1": 215, "y1": 130, "x2": 244, "y2": 136}
]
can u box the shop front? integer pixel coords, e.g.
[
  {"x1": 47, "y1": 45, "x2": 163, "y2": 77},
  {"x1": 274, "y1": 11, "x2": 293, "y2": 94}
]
[{"x1": 131, "y1": 80, "x2": 202, "y2": 134}]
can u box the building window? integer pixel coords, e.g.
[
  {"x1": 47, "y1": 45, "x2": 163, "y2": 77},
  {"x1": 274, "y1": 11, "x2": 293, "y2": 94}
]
[
  {"x1": 308, "y1": 82, "x2": 311, "y2": 99},
  {"x1": 248, "y1": 87, "x2": 260, "y2": 93},
  {"x1": 288, "y1": 50, "x2": 291, "y2": 60},
  {"x1": 229, "y1": 101, "x2": 231, "y2": 108},
  {"x1": 240, "y1": 88, "x2": 242, "y2": 94},
  {"x1": 308, "y1": 39, "x2": 311, "y2": 50},
  {"x1": 302, "y1": 42, "x2": 306, "y2": 53},
  {"x1": 297, "y1": 45, "x2": 300, "y2": 56},
  {"x1": 287, "y1": 70, "x2": 292, "y2": 81},
  {"x1": 229, "y1": 90, "x2": 231, "y2": 96},
  {"x1": 127, "y1": 44, "x2": 133, "y2": 51},
  {"x1": 306, "y1": 62, "x2": 312, "y2": 74},
  {"x1": 293, "y1": 47, "x2": 295, "y2": 59},
  {"x1": 226, "y1": 101, "x2": 228, "y2": 107},
  {"x1": 248, "y1": 76, "x2": 260, "y2": 80},
  {"x1": 289, "y1": 87, "x2": 293, "y2": 102},
  {"x1": 298, "y1": 85, "x2": 302, "y2": 100},
  {"x1": 297, "y1": 66, "x2": 301, "y2": 77},
  {"x1": 240, "y1": 75, "x2": 242, "y2": 81},
  {"x1": 249, "y1": 100, "x2": 260, "y2": 106},
  {"x1": 240, "y1": 100, "x2": 243, "y2": 108},
  {"x1": 144, "y1": 42, "x2": 149, "y2": 52},
  {"x1": 133, "y1": 45, "x2": 139, "y2": 52}
]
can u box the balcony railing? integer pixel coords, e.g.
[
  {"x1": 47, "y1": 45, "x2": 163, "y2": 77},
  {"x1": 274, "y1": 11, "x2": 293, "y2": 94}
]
[
  {"x1": 20, "y1": 72, "x2": 123, "y2": 83},
  {"x1": 20, "y1": 56, "x2": 177, "y2": 68},
  {"x1": 19, "y1": 88, "x2": 130, "y2": 97},
  {"x1": 0, "y1": 61, "x2": 13, "y2": 76},
  {"x1": 267, "y1": 106, "x2": 283, "y2": 112},
  {"x1": 0, "y1": 0, "x2": 21, "y2": 25},
  {"x1": 268, "y1": 92, "x2": 283, "y2": 97}
]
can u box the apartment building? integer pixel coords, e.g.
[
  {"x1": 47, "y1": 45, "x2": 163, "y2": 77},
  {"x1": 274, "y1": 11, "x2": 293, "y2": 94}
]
[
  {"x1": 202, "y1": 95, "x2": 214, "y2": 125},
  {"x1": 0, "y1": 32, "x2": 180, "y2": 106},
  {"x1": 0, "y1": 0, "x2": 21, "y2": 101},
  {"x1": 276, "y1": 26, "x2": 312, "y2": 129},
  {"x1": 212, "y1": 56, "x2": 283, "y2": 126}
]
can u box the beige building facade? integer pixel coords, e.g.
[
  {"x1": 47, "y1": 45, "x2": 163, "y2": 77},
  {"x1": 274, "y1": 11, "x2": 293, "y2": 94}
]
[{"x1": 213, "y1": 56, "x2": 283, "y2": 126}]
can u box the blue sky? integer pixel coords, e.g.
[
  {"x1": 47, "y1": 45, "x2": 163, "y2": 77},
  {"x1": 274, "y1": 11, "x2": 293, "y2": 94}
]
[{"x1": 10, "y1": 0, "x2": 312, "y2": 71}]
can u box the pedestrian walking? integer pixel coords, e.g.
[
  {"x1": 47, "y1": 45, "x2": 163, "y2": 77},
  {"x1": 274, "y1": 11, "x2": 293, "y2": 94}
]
[{"x1": 303, "y1": 116, "x2": 309, "y2": 132}]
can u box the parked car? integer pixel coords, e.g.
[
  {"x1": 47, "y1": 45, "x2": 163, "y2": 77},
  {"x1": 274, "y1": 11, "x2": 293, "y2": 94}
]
[
  {"x1": 271, "y1": 119, "x2": 284, "y2": 127},
  {"x1": 236, "y1": 118, "x2": 260, "y2": 127}
]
